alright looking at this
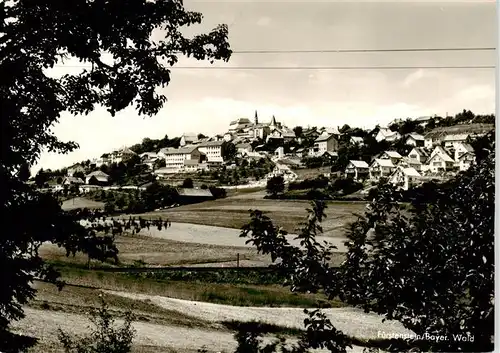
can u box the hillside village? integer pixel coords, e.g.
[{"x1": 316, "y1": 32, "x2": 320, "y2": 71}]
[{"x1": 34, "y1": 110, "x2": 494, "y2": 199}]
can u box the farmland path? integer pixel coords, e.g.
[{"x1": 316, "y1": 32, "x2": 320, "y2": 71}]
[
  {"x1": 13, "y1": 307, "x2": 366, "y2": 353},
  {"x1": 137, "y1": 222, "x2": 348, "y2": 252},
  {"x1": 104, "y1": 290, "x2": 415, "y2": 340}
]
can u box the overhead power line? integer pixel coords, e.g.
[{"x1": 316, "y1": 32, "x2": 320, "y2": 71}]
[
  {"x1": 229, "y1": 47, "x2": 496, "y2": 54},
  {"x1": 53, "y1": 65, "x2": 495, "y2": 70}
]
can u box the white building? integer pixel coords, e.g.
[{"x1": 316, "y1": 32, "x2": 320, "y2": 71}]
[
  {"x1": 375, "y1": 128, "x2": 401, "y2": 142},
  {"x1": 389, "y1": 167, "x2": 422, "y2": 190},
  {"x1": 443, "y1": 134, "x2": 470, "y2": 148},
  {"x1": 197, "y1": 140, "x2": 225, "y2": 164},
  {"x1": 406, "y1": 147, "x2": 431, "y2": 172},
  {"x1": 274, "y1": 146, "x2": 285, "y2": 159},
  {"x1": 85, "y1": 171, "x2": 110, "y2": 184},
  {"x1": 157, "y1": 146, "x2": 205, "y2": 173},
  {"x1": 456, "y1": 152, "x2": 476, "y2": 171},
  {"x1": 426, "y1": 149, "x2": 455, "y2": 173},
  {"x1": 310, "y1": 133, "x2": 338, "y2": 156},
  {"x1": 345, "y1": 160, "x2": 370, "y2": 181},
  {"x1": 379, "y1": 151, "x2": 403, "y2": 165},
  {"x1": 179, "y1": 133, "x2": 199, "y2": 147},
  {"x1": 267, "y1": 163, "x2": 297, "y2": 182},
  {"x1": 350, "y1": 136, "x2": 364, "y2": 146},
  {"x1": 67, "y1": 164, "x2": 86, "y2": 177},
  {"x1": 369, "y1": 158, "x2": 395, "y2": 181},
  {"x1": 405, "y1": 133, "x2": 425, "y2": 147}
]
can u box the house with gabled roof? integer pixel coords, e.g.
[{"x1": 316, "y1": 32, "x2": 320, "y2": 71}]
[
  {"x1": 407, "y1": 147, "x2": 430, "y2": 164},
  {"x1": 345, "y1": 160, "x2": 369, "y2": 181},
  {"x1": 389, "y1": 166, "x2": 422, "y2": 190},
  {"x1": 369, "y1": 158, "x2": 396, "y2": 181},
  {"x1": 443, "y1": 134, "x2": 470, "y2": 148},
  {"x1": 379, "y1": 151, "x2": 403, "y2": 165},
  {"x1": 375, "y1": 128, "x2": 401, "y2": 142},
  {"x1": 67, "y1": 164, "x2": 86, "y2": 177},
  {"x1": 426, "y1": 148, "x2": 455, "y2": 173},
  {"x1": 85, "y1": 171, "x2": 110, "y2": 185},
  {"x1": 180, "y1": 133, "x2": 199, "y2": 147},
  {"x1": 309, "y1": 133, "x2": 338, "y2": 156},
  {"x1": 62, "y1": 176, "x2": 85, "y2": 185},
  {"x1": 453, "y1": 143, "x2": 474, "y2": 161},
  {"x1": 406, "y1": 147, "x2": 431, "y2": 171},
  {"x1": 456, "y1": 151, "x2": 476, "y2": 171},
  {"x1": 350, "y1": 136, "x2": 364, "y2": 146},
  {"x1": 405, "y1": 133, "x2": 425, "y2": 147}
]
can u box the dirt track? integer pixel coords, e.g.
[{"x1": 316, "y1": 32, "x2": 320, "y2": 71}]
[
  {"x1": 104, "y1": 290, "x2": 415, "y2": 340},
  {"x1": 13, "y1": 308, "x2": 367, "y2": 353}
]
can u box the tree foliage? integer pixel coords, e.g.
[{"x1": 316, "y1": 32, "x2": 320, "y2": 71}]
[
  {"x1": 1, "y1": 0, "x2": 231, "y2": 350},
  {"x1": 182, "y1": 177, "x2": 194, "y2": 188},
  {"x1": 237, "y1": 133, "x2": 494, "y2": 352},
  {"x1": 221, "y1": 141, "x2": 237, "y2": 161},
  {"x1": 266, "y1": 176, "x2": 285, "y2": 197}
]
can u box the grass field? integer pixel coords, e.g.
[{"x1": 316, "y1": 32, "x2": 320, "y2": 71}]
[
  {"x1": 135, "y1": 198, "x2": 367, "y2": 237},
  {"x1": 41, "y1": 264, "x2": 342, "y2": 308},
  {"x1": 61, "y1": 197, "x2": 105, "y2": 211},
  {"x1": 40, "y1": 233, "x2": 302, "y2": 267}
]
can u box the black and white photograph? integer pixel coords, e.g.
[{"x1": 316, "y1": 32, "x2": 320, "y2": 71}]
[{"x1": 1, "y1": 0, "x2": 496, "y2": 352}]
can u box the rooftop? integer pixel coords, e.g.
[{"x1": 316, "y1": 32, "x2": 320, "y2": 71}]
[
  {"x1": 86, "y1": 170, "x2": 109, "y2": 178},
  {"x1": 349, "y1": 160, "x2": 369, "y2": 168},
  {"x1": 383, "y1": 151, "x2": 403, "y2": 159},
  {"x1": 372, "y1": 158, "x2": 395, "y2": 168},
  {"x1": 198, "y1": 140, "x2": 225, "y2": 147},
  {"x1": 315, "y1": 133, "x2": 335, "y2": 142},
  {"x1": 159, "y1": 146, "x2": 199, "y2": 155}
]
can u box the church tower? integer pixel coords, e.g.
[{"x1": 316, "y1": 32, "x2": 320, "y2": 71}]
[
  {"x1": 270, "y1": 115, "x2": 277, "y2": 128},
  {"x1": 254, "y1": 110, "x2": 259, "y2": 125}
]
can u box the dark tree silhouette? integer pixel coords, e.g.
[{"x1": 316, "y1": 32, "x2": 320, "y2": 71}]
[
  {"x1": 293, "y1": 126, "x2": 303, "y2": 138},
  {"x1": 1, "y1": 0, "x2": 231, "y2": 350},
  {"x1": 266, "y1": 176, "x2": 285, "y2": 197},
  {"x1": 221, "y1": 141, "x2": 237, "y2": 161},
  {"x1": 235, "y1": 133, "x2": 495, "y2": 352},
  {"x1": 182, "y1": 177, "x2": 194, "y2": 188}
]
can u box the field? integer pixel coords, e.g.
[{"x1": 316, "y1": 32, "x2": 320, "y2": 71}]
[
  {"x1": 61, "y1": 197, "x2": 105, "y2": 211},
  {"x1": 21, "y1": 191, "x2": 380, "y2": 352},
  {"x1": 40, "y1": 234, "x2": 274, "y2": 267},
  {"x1": 135, "y1": 197, "x2": 367, "y2": 237}
]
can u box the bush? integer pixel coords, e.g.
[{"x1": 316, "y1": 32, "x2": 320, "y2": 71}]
[
  {"x1": 288, "y1": 176, "x2": 329, "y2": 191},
  {"x1": 329, "y1": 178, "x2": 363, "y2": 195},
  {"x1": 182, "y1": 178, "x2": 194, "y2": 188},
  {"x1": 209, "y1": 186, "x2": 227, "y2": 199},
  {"x1": 266, "y1": 176, "x2": 285, "y2": 197},
  {"x1": 58, "y1": 297, "x2": 135, "y2": 353}
]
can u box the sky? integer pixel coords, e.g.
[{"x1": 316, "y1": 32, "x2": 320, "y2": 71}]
[{"x1": 35, "y1": 0, "x2": 496, "y2": 172}]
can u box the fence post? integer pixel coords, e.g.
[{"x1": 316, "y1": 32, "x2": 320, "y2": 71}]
[{"x1": 237, "y1": 253, "x2": 240, "y2": 268}]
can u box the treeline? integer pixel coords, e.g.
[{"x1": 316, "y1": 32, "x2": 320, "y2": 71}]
[
  {"x1": 266, "y1": 175, "x2": 363, "y2": 200},
  {"x1": 89, "y1": 182, "x2": 226, "y2": 214},
  {"x1": 203, "y1": 157, "x2": 274, "y2": 185},
  {"x1": 129, "y1": 135, "x2": 181, "y2": 154},
  {"x1": 98, "y1": 155, "x2": 154, "y2": 186}
]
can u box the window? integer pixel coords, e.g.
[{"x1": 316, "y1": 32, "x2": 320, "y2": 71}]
[{"x1": 433, "y1": 162, "x2": 441, "y2": 166}]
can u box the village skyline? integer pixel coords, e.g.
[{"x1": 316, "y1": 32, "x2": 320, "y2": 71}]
[{"x1": 34, "y1": 0, "x2": 495, "y2": 172}]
